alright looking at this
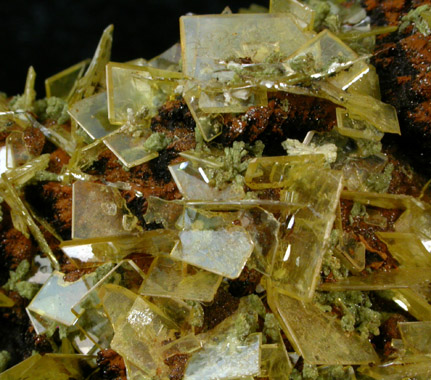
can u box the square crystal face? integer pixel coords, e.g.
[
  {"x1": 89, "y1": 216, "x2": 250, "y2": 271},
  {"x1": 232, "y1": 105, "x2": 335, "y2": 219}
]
[
  {"x1": 68, "y1": 92, "x2": 119, "y2": 140},
  {"x1": 336, "y1": 108, "x2": 384, "y2": 141},
  {"x1": 184, "y1": 333, "x2": 262, "y2": 380},
  {"x1": 106, "y1": 62, "x2": 182, "y2": 125},
  {"x1": 45, "y1": 59, "x2": 90, "y2": 100},
  {"x1": 103, "y1": 126, "x2": 159, "y2": 169},
  {"x1": 27, "y1": 271, "x2": 92, "y2": 326},
  {"x1": 140, "y1": 256, "x2": 222, "y2": 302},
  {"x1": 169, "y1": 161, "x2": 244, "y2": 201},
  {"x1": 72, "y1": 181, "x2": 138, "y2": 239},
  {"x1": 287, "y1": 30, "x2": 369, "y2": 90},
  {"x1": 180, "y1": 13, "x2": 310, "y2": 82},
  {"x1": 171, "y1": 226, "x2": 254, "y2": 279}
]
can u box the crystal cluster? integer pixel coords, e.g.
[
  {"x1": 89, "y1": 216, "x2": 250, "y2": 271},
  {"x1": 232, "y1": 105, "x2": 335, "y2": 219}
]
[{"x1": 0, "y1": 0, "x2": 430, "y2": 379}]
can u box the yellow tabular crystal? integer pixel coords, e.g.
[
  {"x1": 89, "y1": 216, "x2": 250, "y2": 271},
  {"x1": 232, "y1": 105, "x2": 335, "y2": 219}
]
[
  {"x1": 184, "y1": 333, "x2": 262, "y2": 380},
  {"x1": 390, "y1": 288, "x2": 431, "y2": 321},
  {"x1": 320, "y1": 268, "x2": 431, "y2": 291},
  {"x1": 60, "y1": 236, "x2": 132, "y2": 264},
  {"x1": 270, "y1": 0, "x2": 315, "y2": 31},
  {"x1": 68, "y1": 24, "x2": 113, "y2": 105},
  {"x1": 240, "y1": 207, "x2": 280, "y2": 276},
  {"x1": 341, "y1": 190, "x2": 410, "y2": 209},
  {"x1": 161, "y1": 334, "x2": 202, "y2": 360},
  {"x1": 272, "y1": 166, "x2": 343, "y2": 301},
  {"x1": 318, "y1": 81, "x2": 401, "y2": 135},
  {"x1": 0, "y1": 293, "x2": 14, "y2": 308},
  {"x1": 140, "y1": 256, "x2": 222, "y2": 302},
  {"x1": 68, "y1": 92, "x2": 119, "y2": 140},
  {"x1": 106, "y1": 62, "x2": 181, "y2": 125},
  {"x1": 72, "y1": 180, "x2": 139, "y2": 239},
  {"x1": 71, "y1": 260, "x2": 145, "y2": 348},
  {"x1": 287, "y1": 30, "x2": 369, "y2": 90},
  {"x1": 171, "y1": 227, "x2": 254, "y2": 279},
  {"x1": 169, "y1": 161, "x2": 245, "y2": 201},
  {"x1": 358, "y1": 360, "x2": 431, "y2": 380},
  {"x1": 399, "y1": 321, "x2": 431, "y2": 354},
  {"x1": 6, "y1": 131, "x2": 33, "y2": 168},
  {"x1": 183, "y1": 84, "x2": 223, "y2": 142},
  {"x1": 244, "y1": 154, "x2": 325, "y2": 190},
  {"x1": 198, "y1": 85, "x2": 268, "y2": 114},
  {"x1": 336, "y1": 108, "x2": 384, "y2": 141},
  {"x1": 148, "y1": 43, "x2": 182, "y2": 71},
  {"x1": 98, "y1": 283, "x2": 137, "y2": 329},
  {"x1": 102, "y1": 125, "x2": 159, "y2": 168},
  {"x1": 0, "y1": 354, "x2": 96, "y2": 380},
  {"x1": 45, "y1": 59, "x2": 90, "y2": 101},
  {"x1": 260, "y1": 341, "x2": 293, "y2": 379},
  {"x1": 28, "y1": 271, "x2": 91, "y2": 326},
  {"x1": 268, "y1": 290, "x2": 378, "y2": 365},
  {"x1": 111, "y1": 296, "x2": 177, "y2": 377},
  {"x1": 377, "y1": 232, "x2": 431, "y2": 267},
  {"x1": 334, "y1": 232, "x2": 366, "y2": 272},
  {"x1": 180, "y1": 13, "x2": 310, "y2": 81}
]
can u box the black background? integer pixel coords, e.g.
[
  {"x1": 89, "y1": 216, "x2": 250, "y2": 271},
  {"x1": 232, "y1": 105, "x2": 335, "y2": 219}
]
[{"x1": 1, "y1": 0, "x2": 267, "y2": 97}]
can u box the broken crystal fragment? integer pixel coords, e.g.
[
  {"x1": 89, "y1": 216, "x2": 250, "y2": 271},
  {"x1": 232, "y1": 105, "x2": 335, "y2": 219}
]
[
  {"x1": 68, "y1": 92, "x2": 119, "y2": 140},
  {"x1": 398, "y1": 321, "x2": 431, "y2": 355},
  {"x1": 27, "y1": 271, "x2": 92, "y2": 326},
  {"x1": 106, "y1": 62, "x2": 181, "y2": 125},
  {"x1": 244, "y1": 154, "x2": 326, "y2": 190},
  {"x1": 45, "y1": 59, "x2": 90, "y2": 101},
  {"x1": 320, "y1": 268, "x2": 431, "y2": 291},
  {"x1": 268, "y1": 288, "x2": 378, "y2": 365},
  {"x1": 180, "y1": 13, "x2": 310, "y2": 82},
  {"x1": 140, "y1": 256, "x2": 222, "y2": 302},
  {"x1": 171, "y1": 227, "x2": 254, "y2": 279},
  {"x1": 72, "y1": 180, "x2": 139, "y2": 239},
  {"x1": 169, "y1": 161, "x2": 245, "y2": 201}
]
